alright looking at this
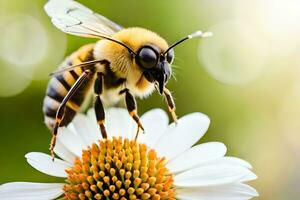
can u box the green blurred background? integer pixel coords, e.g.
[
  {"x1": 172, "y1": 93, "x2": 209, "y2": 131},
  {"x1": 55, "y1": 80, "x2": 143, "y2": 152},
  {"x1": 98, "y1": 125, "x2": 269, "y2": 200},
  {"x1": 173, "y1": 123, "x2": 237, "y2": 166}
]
[{"x1": 1, "y1": 0, "x2": 300, "y2": 199}]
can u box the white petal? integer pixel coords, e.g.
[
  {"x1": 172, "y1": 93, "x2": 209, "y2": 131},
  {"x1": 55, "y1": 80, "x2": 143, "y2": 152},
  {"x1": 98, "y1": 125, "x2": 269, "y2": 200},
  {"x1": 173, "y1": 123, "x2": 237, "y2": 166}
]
[
  {"x1": 25, "y1": 152, "x2": 71, "y2": 178},
  {"x1": 138, "y1": 109, "x2": 169, "y2": 147},
  {"x1": 71, "y1": 113, "x2": 101, "y2": 146},
  {"x1": 176, "y1": 183, "x2": 258, "y2": 200},
  {"x1": 89, "y1": 107, "x2": 135, "y2": 140},
  {"x1": 174, "y1": 164, "x2": 257, "y2": 187},
  {"x1": 105, "y1": 108, "x2": 133, "y2": 139},
  {"x1": 167, "y1": 142, "x2": 227, "y2": 174},
  {"x1": 223, "y1": 157, "x2": 253, "y2": 169},
  {"x1": 128, "y1": 119, "x2": 138, "y2": 140},
  {"x1": 57, "y1": 127, "x2": 85, "y2": 157},
  {"x1": 205, "y1": 156, "x2": 253, "y2": 169},
  {"x1": 0, "y1": 182, "x2": 64, "y2": 200},
  {"x1": 87, "y1": 108, "x2": 102, "y2": 134},
  {"x1": 154, "y1": 113, "x2": 210, "y2": 160},
  {"x1": 53, "y1": 139, "x2": 76, "y2": 163}
]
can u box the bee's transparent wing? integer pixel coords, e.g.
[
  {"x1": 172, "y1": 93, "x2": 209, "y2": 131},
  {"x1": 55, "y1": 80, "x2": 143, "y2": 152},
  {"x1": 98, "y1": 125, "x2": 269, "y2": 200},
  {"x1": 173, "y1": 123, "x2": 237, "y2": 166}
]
[{"x1": 44, "y1": 0, "x2": 123, "y2": 38}]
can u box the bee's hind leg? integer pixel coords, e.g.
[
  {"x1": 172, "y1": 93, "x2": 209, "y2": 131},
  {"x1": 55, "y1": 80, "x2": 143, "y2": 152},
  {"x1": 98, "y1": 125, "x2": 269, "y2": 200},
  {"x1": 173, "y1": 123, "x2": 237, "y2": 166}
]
[
  {"x1": 94, "y1": 72, "x2": 107, "y2": 139},
  {"x1": 122, "y1": 89, "x2": 144, "y2": 140},
  {"x1": 50, "y1": 70, "x2": 91, "y2": 160}
]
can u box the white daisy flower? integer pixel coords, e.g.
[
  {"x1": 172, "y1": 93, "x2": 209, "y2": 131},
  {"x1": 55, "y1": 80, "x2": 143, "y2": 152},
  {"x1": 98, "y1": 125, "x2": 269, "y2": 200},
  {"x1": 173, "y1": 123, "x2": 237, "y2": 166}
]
[{"x1": 0, "y1": 108, "x2": 258, "y2": 200}]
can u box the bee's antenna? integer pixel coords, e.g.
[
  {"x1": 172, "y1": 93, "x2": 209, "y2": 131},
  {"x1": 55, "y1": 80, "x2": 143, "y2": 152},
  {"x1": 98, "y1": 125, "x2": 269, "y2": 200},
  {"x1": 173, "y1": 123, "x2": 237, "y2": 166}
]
[
  {"x1": 70, "y1": 31, "x2": 137, "y2": 56},
  {"x1": 101, "y1": 35, "x2": 137, "y2": 56},
  {"x1": 164, "y1": 30, "x2": 213, "y2": 55}
]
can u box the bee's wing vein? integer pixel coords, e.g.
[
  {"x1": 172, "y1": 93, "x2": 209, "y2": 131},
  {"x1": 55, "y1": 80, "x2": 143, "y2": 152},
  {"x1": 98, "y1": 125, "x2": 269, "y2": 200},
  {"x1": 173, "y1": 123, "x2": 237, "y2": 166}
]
[{"x1": 44, "y1": 0, "x2": 123, "y2": 38}]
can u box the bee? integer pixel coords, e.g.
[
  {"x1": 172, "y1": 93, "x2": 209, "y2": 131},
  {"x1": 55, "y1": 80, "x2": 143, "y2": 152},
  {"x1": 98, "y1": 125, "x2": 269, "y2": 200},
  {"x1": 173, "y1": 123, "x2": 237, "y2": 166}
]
[{"x1": 43, "y1": 0, "x2": 212, "y2": 157}]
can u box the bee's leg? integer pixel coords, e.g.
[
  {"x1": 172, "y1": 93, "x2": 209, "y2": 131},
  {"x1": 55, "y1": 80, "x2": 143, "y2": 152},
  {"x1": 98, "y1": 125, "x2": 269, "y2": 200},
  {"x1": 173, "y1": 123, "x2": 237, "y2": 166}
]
[
  {"x1": 123, "y1": 89, "x2": 144, "y2": 140},
  {"x1": 50, "y1": 70, "x2": 91, "y2": 159},
  {"x1": 163, "y1": 88, "x2": 178, "y2": 123},
  {"x1": 94, "y1": 72, "x2": 107, "y2": 139}
]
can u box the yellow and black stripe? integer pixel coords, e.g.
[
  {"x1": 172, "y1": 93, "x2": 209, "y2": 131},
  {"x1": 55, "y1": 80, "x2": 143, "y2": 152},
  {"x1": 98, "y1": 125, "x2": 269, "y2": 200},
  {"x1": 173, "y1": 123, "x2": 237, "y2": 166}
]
[{"x1": 43, "y1": 44, "x2": 95, "y2": 130}]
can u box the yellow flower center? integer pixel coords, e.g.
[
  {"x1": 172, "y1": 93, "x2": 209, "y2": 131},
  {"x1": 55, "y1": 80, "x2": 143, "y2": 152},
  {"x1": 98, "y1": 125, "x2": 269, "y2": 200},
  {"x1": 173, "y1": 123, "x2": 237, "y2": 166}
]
[{"x1": 63, "y1": 137, "x2": 175, "y2": 200}]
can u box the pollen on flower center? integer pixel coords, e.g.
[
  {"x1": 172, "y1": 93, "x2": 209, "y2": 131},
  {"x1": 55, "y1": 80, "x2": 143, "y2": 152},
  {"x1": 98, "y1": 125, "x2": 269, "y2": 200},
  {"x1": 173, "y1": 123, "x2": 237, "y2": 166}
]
[{"x1": 63, "y1": 137, "x2": 175, "y2": 200}]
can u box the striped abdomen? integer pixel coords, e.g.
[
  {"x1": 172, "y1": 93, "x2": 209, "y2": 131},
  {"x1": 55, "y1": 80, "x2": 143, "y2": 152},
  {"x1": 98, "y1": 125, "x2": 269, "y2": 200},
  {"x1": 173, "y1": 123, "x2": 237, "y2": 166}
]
[{"x1": 43, "y1": 44, "x2": 96, "y2": 130}]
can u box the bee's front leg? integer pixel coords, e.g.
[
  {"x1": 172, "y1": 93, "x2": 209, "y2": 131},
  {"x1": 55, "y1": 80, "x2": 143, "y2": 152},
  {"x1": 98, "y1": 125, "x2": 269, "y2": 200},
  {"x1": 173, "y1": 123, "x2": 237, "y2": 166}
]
[
  {"x1": 121, "y1": 89, "x2": 144, "y2": 140},
  {"x1": 163, "y1": 87, "x2": 178, "y2": 124},
  {"x1": 94, "y1": 72, "x2": 107, "y2": 139}
]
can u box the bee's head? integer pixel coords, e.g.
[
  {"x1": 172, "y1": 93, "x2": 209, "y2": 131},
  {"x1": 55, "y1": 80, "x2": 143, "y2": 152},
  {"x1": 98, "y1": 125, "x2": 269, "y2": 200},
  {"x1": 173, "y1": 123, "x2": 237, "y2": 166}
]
[
  {"x1": 133, "y1": 29, "x2": 212, "y2": 94},
  {"x1": 103, "y1": 28, "x2": 212, "y2": 95},
  {"x1": 135, "y1": 45, "x2": 174, "y2": 94}
]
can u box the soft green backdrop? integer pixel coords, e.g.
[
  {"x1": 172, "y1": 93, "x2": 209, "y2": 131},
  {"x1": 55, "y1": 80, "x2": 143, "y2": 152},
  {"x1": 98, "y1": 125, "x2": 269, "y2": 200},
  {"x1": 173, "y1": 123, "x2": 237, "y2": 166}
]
[{"x1": 1, "y1": 0, "x2": 300, "y2": 199}]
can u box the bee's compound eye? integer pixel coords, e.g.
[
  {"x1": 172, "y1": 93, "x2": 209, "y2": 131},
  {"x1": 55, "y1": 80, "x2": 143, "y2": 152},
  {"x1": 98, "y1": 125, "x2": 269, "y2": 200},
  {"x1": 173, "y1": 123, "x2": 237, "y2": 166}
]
[
  {"x1": 167, "y1": 48, "x2": 174, "y2": 64},
  {"x1": 137, "y1": 47, "x2": 158, "y2": 69}
]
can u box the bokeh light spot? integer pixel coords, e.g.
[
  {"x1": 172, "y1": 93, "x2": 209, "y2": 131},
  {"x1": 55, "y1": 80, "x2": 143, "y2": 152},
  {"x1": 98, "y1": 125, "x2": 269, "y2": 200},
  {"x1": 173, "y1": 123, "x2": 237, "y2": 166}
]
[
  {"x1": 0, "y1": 64, "x2": 31, "y2": 97},
  {"x1": 199, "y1": 20, "x2": 268, "y2": 85},
  {"x1": 0, "y1": 14, "x2": 48, "y2": 68}
]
